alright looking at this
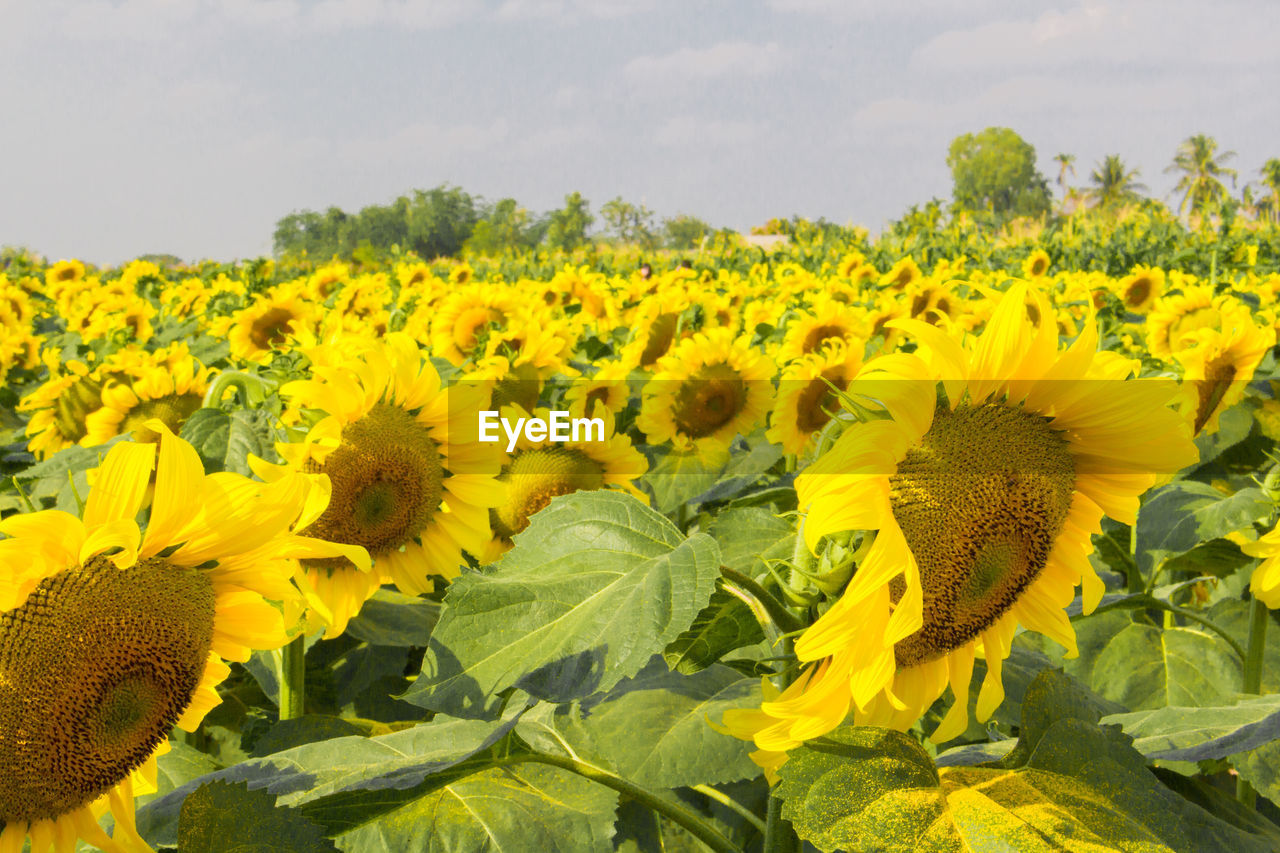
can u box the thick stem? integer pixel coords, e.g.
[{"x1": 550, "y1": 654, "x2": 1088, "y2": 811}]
[
  {"x1": 279, "y1": 635, "x2": 306, "y2": 720},
  {"x1": 1237, "y1": 596, "x2": 1269, "y2": 806},
  {"x1": 517, "y1": 753, "x2": 738, "y2": 853},
  {"x1": 1242, "y1": 595, "x2": 1269, "y2": 695}
]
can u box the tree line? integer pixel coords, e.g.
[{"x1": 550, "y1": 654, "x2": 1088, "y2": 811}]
[
  {"x1": 948, "y1": 127, "x2": 1280, "y2": 223},
  {"x1": 272, "y1": 188, "x2": 718, "y2": 261}
]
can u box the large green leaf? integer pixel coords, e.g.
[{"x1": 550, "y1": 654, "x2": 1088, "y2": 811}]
[
  {"x1": 663, "y1": 588, "x2": 765, "y2": 674},
  {"x1": 1102, "y1": 695, "x2": 1280, "y2": 761},
  {"x1": 1208, "y1": 599, "x2": 1280, "y2": 693},
  {"x1": 774, "y1": 670, "x2": 1280, "y2": 853},
  {"x1": 178, "y1": 781, "x2": 337, "y2": 853},
  {"x1": 406, "y1": 491, "x2": 720, "y2": 718},
  {"x1": 180, "y1": 407, "x2": 273, "y2": 476},
  {"x1": 345, "y1": 589, "x2": 439, "y2": 647},
  {"x1": 1088, "y1": 623, "x2": 1241, "y2": 710},
  {"x1": 333, "y1": 763, "x2": 617, "y2": 853},
  {"x1": 137, "y1": 712, "x2": 522, "y2": 846},
  {"x1": 707, "y1": 506, "x2": 793, "y2": 577},
  {"x1": 569, "y1": 658, "x2": 761, "y2": 789},
  {"x1": 642, "y1": 446, "x2": 721, "y2": 513},
  {"x1": 1135, "y1": 482, "x2": 1271, "y2": 574}
]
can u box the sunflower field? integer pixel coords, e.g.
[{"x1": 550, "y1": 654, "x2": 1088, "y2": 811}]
[{"x1": 5, "y1": 206, "x2": 1280, "y2": 853}]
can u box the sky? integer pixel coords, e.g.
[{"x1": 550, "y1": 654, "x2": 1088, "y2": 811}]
[{"x1": 1, "y1": 0, "x2": 1278, "y2": 266}]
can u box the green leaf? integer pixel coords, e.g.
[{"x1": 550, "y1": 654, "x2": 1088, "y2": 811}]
[
  {"x1": 1102, "y1": 694, "x2": 1280, "y2": 761},
  {"x1": 178, "y1": 781, "x2": 337, "y2": 853},
  {"x1": 332, "y1": 762, "x2": 616, "y2": 853},
  {"x1": 180, "y1": 408, "x2": 271, "y2": 476},
  {"x1": 406, "y1": 491, "x2": 720, "y2": 718},
  {"x1": 1088, "y1": 623, "x2": 1241, "y2": 711},
  {"x1": 137, "y1": 712, "x2": 522, "y2": 846},
  {"x1": 707, "y1": 507, "x2": 793, "y2": 577},
  {"x1": 1160, "y1": 538, "x2": 1252, "y2": 579},
  {"x1": 151, "y1": 742, "x2": 222, "y2": 799},
  {"x1": 1208, "y1": 599, "x2": 1280, "y2": 693},
  {"x1": 249, "y1": 715, "x2": 367, "y2": 758},
  {"x1": 663, "y1": 589, "x2": 765, "y2": 674},
  {"x1": 642, "y1": 446, "x2": 720, "y2": 514},
  {"x1": 568, "y1": 658, "x2": 761, "y2": 789},
  {"x1": 1136, "y1": 482, "x2": 1271, "y2": 574},
  {"x1": 345, "y1": 589, "x2": 439, "y2": 647},
  {"x1": 774, "y1": 670, "x2": 1280, "y2": 853},
  {"x1": 1192, "y1": 399, "x2": 1256, "y2": 466},
  {"x1": 690, "y1": 436, "x2": 784, "y2": 507}
]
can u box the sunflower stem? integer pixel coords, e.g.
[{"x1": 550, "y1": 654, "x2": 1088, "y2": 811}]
[
  {"x1": 691, "y1": 784, "x2": 767, "y2": 835},
  {"x1": 279, "y1": 635, "x2": 306, "y2": 720},
  {"x1": 1237, "y1": 595, "x2": 1269, "y2": 806},
  {"x1": 720, "y1": 566, "x2": 806, "y2": 636},
  {"x1": 204, "y1": 369, "x2": 276, "y2": 409},
  {"x1": 11, "y1": 477, "x2": 36, "y2": 513},
  {"x1": 513, "y1": 753, "x2": 739, "y2": 853}
]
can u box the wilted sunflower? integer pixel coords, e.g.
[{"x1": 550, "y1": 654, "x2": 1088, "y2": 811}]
[
  {"x1": 729, "y1": 285, "x2": 1196, "y2": 772},
  {"x1": 0, "y1": 425, "x2": 365, "y2": 853},
  {"x1": 767, "y1": 344, "x2": 863, "y2": 457},
  {"x1": 481, "y1": 403, "x2": 648, "y2": 562},
  {"x1": 1173, "y1": 321, "x2": 1275, "y2": 436},
  {"x1": 263, "y1": 333, "x2": 504, "y2": 637},
  {"x1": 636, "y1": 328, "x2": 776, "y2": 456}
]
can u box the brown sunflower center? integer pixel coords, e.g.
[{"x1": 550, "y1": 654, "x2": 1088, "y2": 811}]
[
  {"x1": 491, "y1": 361, "x2": 543, "y2": 412},
  {"x1": 887, "y1": 402, "x2": 1075, "y2": 668},
  {"x1": 1124, "y1": 277, "x2": 1153, "y2": 308},
  {"x1": 302, "y1": 403, "x2": 444, "y2": 567},
  {"x1": 53, "y1": 375, "x2": 106, "y2": 442},
  {"x1": 640, "y1": 313, "x2": 679, "y2": 367},
  {"x1": 120, "y1": 392, "x2": 204, "y2": 443},
  {"x1": 1193, "y1": 355, "x2": 1238, "y2": 435},
  {"x1": 795, "y1": 370, "x2": 848, "y2": 434},
  {"x1": 491, "y1": 448, "x2": 606, "y2": 540},
  {"x1": 801, "y1": 324, "x2": 849, "y2": 355},
  {"x1": 0, "y1": 556, "x2": 215, "y2": 824},
  {"x1": 1030, "y1": 257, "x2": 1048, "y2": 276},
  {"x1": 249, "y1": 307, "x2": 299, "y2": 351},
  {"x1": 673, "y1": 363, "x2": 747, "y2": 439}
]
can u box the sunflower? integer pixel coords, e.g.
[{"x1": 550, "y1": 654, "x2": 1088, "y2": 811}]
[
  {"x1": 1145, "y1": 285, "x2": 1250, "y2": 359},
  {"x1": 837, "y1": 252, "x2": 865, "y2": 279},
  {"x1": 1021, "y1": 249, "x2": 1051, "y2": 279},
  {"x1": 262, "y1": 333, "x2": 505, "y2": 638},
  {"x1": 213, "y1": 286, "x2": 316, "y2": 365},
  {"x1": 424, "y1": 286, "x2": 519, "y2": 367},
  {"x1": 619, "y1": 290, "x2": 692, "y2": 369},
  {"x1": 44, "y1": 259, "x2": 86, "y2": 289},
  {"x1": 1114, "y1": 264, "x2": 1165, "y2": 314},
  {"x1": 767, "y1": 344, "x2": 863, "y2": 457},
  {"x1": 729, "y1": 285, "x2": 1196, "y2": 773},
  {"x1": 0, "y1": 425, "x2": 366, "y2": 853},
  {"x1": 878, "y1": 256, "x2": 922, "y2": 292},
  {"x1": 1173, "y1": 321, "x2": 1275, "y2": 436},
  {"x1": 775, "y1": 298, "x2": 865, "y2": 364},
  {"x1": 636, "y1": 328, "x2": 776, "y2": 456},
  {"x1": 563, "y1": 360, "x2": 632, "y2": 421},
  {"x1": 19, "y1": 355, "x2": 136, "y2": 460},
  {"x1": 481, "y1": 403, "x2": 648, "y2": 562},
  {"x1": 81, "y1": 352, "x2": 215, "y2": 447}
]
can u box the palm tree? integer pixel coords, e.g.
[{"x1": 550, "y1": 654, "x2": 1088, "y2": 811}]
[
  {"x1": 1165, "y1": 134, "x2": 1237, "y2": 216},
  {"x1": 1260, "y1": 158, "x2": 1280, "y2": 224},
  {"x1": 1087, "y1": 155, "x2": 1147, "y2": 210},
  {"x1": 1053, "y1": 153, "x2": 1076, "y2": 199}
]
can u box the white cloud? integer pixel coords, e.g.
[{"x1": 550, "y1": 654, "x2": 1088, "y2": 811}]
[
  {"x1": 624, "y1": 41, "x2": 783, "y2": 85},
  {"x1": 913, "y1": 1, "x2": 1278, "y2": 71}
]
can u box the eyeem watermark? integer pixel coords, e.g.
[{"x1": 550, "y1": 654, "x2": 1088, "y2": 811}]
[{"x1": 479, "y1": 410, "x2": 606, "y2": 452}]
